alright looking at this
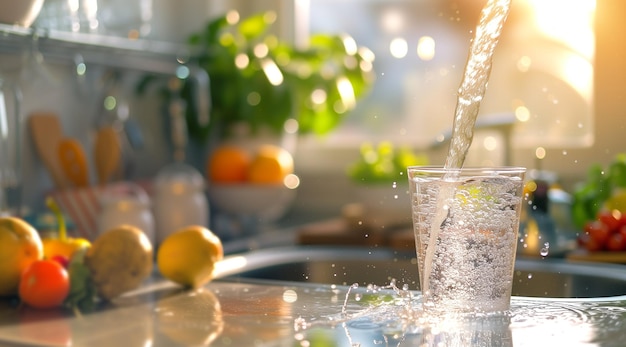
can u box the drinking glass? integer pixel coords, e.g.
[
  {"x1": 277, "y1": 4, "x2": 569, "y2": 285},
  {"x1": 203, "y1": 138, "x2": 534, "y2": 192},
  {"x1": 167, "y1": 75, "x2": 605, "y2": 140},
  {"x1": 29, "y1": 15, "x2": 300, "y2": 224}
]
[{"x1": 407, "y1": 166, "x2": 526, "y2": 314}]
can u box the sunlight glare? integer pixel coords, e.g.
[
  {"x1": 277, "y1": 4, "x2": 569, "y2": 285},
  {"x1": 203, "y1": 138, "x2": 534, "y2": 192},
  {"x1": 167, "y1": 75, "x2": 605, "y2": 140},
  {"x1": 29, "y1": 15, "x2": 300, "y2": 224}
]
[
  {"x1": 261, "y1": 59, "x2": 284, "y2": 86},
  {"x1": 417, "y1": 36, "x2": 435, "y2": 61},
  {"x1": 389, "y1": 37, "x2": 408, "y2": 59},
  {"x1": 527, "y1": 0, "x2": 595, "y2": 58}
]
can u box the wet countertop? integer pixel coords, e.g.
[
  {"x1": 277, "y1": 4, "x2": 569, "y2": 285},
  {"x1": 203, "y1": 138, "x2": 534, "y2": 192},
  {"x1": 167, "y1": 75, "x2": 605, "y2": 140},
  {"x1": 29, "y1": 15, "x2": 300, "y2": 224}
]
[{"x1": 1, "y1": 273, "x2": 626, "y2": 347}]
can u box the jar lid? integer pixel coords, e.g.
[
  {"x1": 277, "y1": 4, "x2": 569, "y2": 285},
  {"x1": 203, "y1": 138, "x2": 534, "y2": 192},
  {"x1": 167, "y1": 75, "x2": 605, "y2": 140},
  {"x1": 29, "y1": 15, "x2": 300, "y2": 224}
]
[
  {"x1": 99, "y1": 182, "x2": 151, "y2": 208},
  {"x1": 155, "y1": 162, "x2": 205, "y2": 195}
]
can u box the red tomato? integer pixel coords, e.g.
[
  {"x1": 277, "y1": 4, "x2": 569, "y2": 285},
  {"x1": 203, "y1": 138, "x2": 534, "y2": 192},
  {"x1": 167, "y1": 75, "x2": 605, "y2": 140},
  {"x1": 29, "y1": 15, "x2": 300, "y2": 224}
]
[
  {"x1": 607, "y1": 233, "x2": 626, "y2": 252},
  {"x1": 579, "y1": 233, "x2": 604, "y2": 252},
  {"x1": 598, "y1": 211, "x2": 621, "y2": 233},
  {"x1": 584, "y1": 221, "x2": 611, "y2": 248},
  {"x1": 19, "y1": 260, "x2": 70, "y2": 309}
]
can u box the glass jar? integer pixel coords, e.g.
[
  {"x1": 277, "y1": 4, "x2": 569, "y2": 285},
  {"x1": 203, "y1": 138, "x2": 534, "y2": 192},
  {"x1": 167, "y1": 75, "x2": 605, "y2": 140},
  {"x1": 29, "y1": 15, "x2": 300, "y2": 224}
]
[
  {"x1": 97, "y1": 183, "x2": 155, "y2": 244},
  {"x1": 153, "y1": 162, "x2": 208, "y2": 245}
]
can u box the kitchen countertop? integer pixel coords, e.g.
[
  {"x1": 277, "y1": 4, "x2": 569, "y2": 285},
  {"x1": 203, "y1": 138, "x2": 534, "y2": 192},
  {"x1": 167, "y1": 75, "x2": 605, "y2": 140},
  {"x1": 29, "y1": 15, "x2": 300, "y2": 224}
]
[
  {"x1": 1, "y1": 273, "x2": 626, "y2": 346},
  {"x1": 2, "y1": 216, "x2": 626, "y2": 346}
]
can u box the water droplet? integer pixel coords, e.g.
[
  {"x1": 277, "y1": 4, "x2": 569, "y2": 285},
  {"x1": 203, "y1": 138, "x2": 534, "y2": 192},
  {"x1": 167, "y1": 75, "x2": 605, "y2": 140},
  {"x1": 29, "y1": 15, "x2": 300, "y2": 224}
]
[
  {"x1": 528, "y1": 273, "x2": 533, "y2": 279},
  {"x1": 355, "y1": 293, "x2": 362, "y2": 301},
  {"x1": 393, "y1": 194, "x2": 399, "y2": 200},
  {"x1": 294, "y1": 317, "x2": 308, "y2": 331},
  {"x1": 540, "y1": 242, "x2": 550, "y2": 257}
]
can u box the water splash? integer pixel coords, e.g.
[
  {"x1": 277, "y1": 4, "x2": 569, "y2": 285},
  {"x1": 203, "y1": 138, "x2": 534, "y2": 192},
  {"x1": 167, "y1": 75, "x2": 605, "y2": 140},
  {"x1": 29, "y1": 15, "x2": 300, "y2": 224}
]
[{"x1": 294, "y1": 284, "x2": 626, "y2": 346}]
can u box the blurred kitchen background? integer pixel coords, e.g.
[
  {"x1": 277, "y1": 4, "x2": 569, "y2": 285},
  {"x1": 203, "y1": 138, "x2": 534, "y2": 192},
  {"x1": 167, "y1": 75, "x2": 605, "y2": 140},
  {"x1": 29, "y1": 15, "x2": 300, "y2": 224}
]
[{"x1": 0, "y1": 0, "x2": 624, "y2": 248}]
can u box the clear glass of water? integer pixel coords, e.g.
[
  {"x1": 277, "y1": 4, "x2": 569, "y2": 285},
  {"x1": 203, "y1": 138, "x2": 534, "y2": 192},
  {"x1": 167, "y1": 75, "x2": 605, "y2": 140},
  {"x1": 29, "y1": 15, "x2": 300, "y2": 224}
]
[{"x1": 407, "y1": 166, "x2": 526, "y2": 315}]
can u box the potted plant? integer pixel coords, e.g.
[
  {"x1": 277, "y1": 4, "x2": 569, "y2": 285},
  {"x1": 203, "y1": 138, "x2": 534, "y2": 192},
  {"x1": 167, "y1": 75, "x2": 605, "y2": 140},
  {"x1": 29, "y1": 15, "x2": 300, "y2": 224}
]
[{"x1": 177, "y1": 10, "x2": 375, "y2": 143}]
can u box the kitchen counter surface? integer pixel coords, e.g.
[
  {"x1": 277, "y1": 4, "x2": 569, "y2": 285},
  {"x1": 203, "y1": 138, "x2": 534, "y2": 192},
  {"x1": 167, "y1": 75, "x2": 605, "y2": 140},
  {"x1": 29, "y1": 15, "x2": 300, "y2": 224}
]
[
  {"x1": 0, "y1": 278, "x2": 320, "y2": 347},
  {"x1": 2, "y1": 272, "x2": 626, "y2": 346}
]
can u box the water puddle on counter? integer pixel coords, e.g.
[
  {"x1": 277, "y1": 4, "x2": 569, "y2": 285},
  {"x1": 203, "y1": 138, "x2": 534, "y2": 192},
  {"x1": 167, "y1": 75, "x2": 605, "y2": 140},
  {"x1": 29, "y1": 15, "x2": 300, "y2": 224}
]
[{"x1": 292, "y1": 283, "x2": 626, "y2": 346}]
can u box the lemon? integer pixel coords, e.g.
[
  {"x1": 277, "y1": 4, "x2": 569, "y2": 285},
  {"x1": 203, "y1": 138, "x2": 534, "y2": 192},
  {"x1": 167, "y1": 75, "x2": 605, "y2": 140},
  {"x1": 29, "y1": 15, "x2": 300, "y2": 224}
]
[
  {"x1": 157, "y1": 226, "x2": 223, "y2": 288},
  {"x1": 0, "y1": 217, "x2": 44, "y2": 296},
  {"x1": 247, "y1": 145, "x2": 293, "y2": 184}
]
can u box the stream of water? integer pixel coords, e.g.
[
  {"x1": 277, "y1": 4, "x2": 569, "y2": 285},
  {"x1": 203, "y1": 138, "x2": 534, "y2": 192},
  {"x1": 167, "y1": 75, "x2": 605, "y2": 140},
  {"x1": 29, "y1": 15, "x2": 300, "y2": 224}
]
[{"x1": 423, "y1": 0, "x2": 512, "y2": 298}]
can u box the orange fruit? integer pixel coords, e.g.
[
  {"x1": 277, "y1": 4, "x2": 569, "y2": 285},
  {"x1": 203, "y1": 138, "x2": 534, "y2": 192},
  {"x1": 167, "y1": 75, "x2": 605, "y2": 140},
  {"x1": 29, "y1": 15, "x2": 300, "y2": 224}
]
[
  {"x1": 248, "y1": 145, "x2": 294, "y2": 184},
  {"x1": 0, "y1": 217, "x2": 44, "y2": 296},
  {"x1": 207, "y1": 145, "x2": 251, "y2": 183}
]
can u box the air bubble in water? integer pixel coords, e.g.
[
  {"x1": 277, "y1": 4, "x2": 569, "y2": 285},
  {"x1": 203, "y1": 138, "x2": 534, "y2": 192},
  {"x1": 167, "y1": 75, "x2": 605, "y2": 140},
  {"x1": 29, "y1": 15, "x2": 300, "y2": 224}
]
[
  {"x1": 540, "y1": 242, "x2": 550, "y2": 257},
  {"x1": 528, "y1": 273, "x2": 533, "y2": 279}
]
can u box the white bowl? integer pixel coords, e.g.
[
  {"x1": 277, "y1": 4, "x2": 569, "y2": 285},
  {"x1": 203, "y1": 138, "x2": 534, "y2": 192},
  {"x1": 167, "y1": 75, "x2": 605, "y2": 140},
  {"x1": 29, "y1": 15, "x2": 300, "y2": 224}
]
[
  {"x1": 208, "y1": 184, "x2": 297, "y2": 223},
  {"x1": 0, "y1": 0, "x2": 44, "y2": 27}
]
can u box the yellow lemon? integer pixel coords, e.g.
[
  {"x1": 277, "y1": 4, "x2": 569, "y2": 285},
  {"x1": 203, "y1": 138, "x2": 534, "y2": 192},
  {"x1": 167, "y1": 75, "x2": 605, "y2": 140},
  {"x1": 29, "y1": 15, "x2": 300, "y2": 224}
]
[
  {"x1": 157, "y1": 226, "x2": 223, "y2": 288},
  {"x1": 0, "y1": 217, "x2": 44, "y2": 296},
  {"x1": 248, "y1": 145, "x2": 294, "y2": 184}
]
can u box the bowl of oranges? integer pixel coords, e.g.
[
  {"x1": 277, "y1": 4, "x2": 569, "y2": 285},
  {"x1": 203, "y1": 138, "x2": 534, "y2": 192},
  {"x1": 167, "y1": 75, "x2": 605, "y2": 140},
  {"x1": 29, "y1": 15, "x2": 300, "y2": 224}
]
[{"x1": 206, "y1": 144, "x2": 298, "y2": 222}]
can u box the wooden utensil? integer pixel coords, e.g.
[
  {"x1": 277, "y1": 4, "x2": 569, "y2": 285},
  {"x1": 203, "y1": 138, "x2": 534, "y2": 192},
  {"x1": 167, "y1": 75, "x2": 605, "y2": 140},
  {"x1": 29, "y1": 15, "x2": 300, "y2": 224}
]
[
  {"x1": 27, "y1": 112, "x2": 69, "y2": 188},
  {"x1": 58, "y1": 138, "x2": 89, "y2": 187},
  {"x1": 94, "y1": 126, "x2": 121, "y2": 185}
]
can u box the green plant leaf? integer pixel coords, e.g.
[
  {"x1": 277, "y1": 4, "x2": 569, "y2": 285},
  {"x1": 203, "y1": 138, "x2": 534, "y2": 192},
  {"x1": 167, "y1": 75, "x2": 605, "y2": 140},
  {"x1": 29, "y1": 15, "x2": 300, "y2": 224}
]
[{"x1": 238, "y1": 12, "x2": 272, "y2": 41}]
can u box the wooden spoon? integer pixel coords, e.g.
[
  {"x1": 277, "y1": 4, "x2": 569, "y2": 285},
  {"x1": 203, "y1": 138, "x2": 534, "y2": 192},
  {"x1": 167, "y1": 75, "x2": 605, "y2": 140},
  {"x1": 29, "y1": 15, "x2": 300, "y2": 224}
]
[
  {"x1": 58, "y1": 138, "x2": 89, "y2": 187},
  {"x1": 27, "y1": 112, "x2": 69, "y2": 188},
  {"x1": 94, "y1": 126, "x2": 121, "y2": 185}
]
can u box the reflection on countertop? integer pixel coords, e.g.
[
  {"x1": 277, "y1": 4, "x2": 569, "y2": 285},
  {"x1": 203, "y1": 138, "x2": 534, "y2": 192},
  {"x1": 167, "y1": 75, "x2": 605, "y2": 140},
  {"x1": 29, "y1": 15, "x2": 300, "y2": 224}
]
[{"x1": 1, "y1": 272, "x2": 626, "y2": 346}]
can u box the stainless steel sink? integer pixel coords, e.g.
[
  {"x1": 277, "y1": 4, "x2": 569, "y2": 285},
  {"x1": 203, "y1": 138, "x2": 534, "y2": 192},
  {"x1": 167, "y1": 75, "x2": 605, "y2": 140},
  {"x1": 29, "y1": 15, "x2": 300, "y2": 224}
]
[{"x1": 215, "y1": 246, "x2": 626, "y2": 298}]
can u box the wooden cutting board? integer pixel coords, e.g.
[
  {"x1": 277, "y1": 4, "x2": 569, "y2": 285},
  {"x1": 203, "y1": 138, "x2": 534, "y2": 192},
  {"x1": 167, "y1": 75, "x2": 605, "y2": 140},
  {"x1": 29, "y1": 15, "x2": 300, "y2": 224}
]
[
  {"x1": 566, "y1": 249, "x2": 626, "y2": 264},
  {"x1": 296, "y1": 217, "x2": 415, "y2": 250}
]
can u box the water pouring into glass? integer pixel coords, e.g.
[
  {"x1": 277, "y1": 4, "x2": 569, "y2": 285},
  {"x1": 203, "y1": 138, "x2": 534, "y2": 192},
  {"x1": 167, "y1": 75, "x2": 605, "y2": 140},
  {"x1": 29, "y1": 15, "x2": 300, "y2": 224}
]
[{"x1": 407, "y1": 0, "x2": 526, "y2": 315}]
